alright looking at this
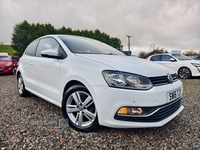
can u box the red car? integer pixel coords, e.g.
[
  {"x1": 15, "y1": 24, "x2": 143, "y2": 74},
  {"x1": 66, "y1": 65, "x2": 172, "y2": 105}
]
[{"x1": 0, "y1": 53, "x2": 18, "y2": 74}]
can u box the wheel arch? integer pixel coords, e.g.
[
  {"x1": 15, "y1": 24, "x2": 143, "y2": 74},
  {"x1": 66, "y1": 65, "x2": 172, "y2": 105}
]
[{"x1": 62, "y1": 80, "x2": 86, "y2": 98}]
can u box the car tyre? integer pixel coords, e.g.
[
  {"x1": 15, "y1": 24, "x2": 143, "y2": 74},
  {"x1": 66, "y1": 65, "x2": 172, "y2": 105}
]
[
  {"x1": 12, "y1": 67, "x2": 16, "y2": 75},
  {"x1": 17, "y1": 74, "x2": 30, "y2": 97},
  {"x1": 62, "y1": 84, "x2": 99, "y2": 132},
  {"x1": 178, "y1": 67, "x2": 191, "y2": 79}
]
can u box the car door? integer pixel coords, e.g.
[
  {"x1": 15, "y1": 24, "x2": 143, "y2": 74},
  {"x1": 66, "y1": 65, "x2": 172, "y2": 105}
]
[
  {"x1": 159, "y1": 55, "x2": 178, "y2": 71},
  {"x1": 21, "y1": 40, "x2": 39, "y2": 88},
  {"x1": 31, "y1": 37, "x2": 65, "y2": 103}
]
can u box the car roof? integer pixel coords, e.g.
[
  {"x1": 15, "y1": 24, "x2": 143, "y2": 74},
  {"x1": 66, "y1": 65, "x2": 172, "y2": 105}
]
[
  {"x1": 149, "y1": 53, "x2": 172, "y2": 57},
  {"x1": 0, "y1": 53, "x2": 9, "y2": 56},
  {"x1": 38, "y1": 34, "x2": 93, "y2": 40}
]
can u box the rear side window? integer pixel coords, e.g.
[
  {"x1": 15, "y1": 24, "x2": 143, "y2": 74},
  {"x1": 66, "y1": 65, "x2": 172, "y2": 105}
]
[
  {"x1": 25, "y1": 40, "x2": 39, "y2": 56},
  {"x1": 150, "y1": 55, "x2": 161, "y2": 61}
]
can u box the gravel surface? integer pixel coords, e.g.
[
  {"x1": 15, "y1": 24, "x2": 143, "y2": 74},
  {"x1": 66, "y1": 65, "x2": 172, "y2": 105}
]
[{"x1": 0, "y1": 75, "x2": 200, "y2": 150}]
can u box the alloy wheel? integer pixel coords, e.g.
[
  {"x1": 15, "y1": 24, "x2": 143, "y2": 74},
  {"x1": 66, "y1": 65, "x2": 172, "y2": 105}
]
[
  {"x1": 18, "y1": 76, "x2": 24, "y2": 95},
  {"x1": 178, "y1": 67, "x2": 191, "y2": 79},
  {"x1": 66, "y1": 91, "x2": 97, "y2": 128}
]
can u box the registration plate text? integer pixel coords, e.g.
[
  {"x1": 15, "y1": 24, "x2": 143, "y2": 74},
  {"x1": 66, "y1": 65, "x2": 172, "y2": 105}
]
[{"x1": 168, "y1": 88, "x2": 181, "y2": 101}]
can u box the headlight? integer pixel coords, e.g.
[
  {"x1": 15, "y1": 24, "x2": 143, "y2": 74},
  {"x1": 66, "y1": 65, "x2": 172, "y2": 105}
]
[
  {"x1": 102, "y1": 70, "x2": 153, "y2": 90},
  {"x1": 191, "y1": 63, "x2": 200, "y2": 67},
  {"x1": 5, "y1": 63, "x2": 12, "y2": 66}
]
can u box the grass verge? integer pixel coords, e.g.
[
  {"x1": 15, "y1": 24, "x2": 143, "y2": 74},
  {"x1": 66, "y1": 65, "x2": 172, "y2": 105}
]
[{"x1": 0, "y1": 45, "x2": 17, "y2": 55}]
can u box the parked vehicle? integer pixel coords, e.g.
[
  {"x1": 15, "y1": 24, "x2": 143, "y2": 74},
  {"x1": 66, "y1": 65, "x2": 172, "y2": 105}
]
[
  {"x1": 194, "y1": 55, "x2": 200, "y2": 60},
  {"x1": 147, "y1": 53, "x2": 200, "y2": 79},
  {"x1": 17, "y1": 35, "x2": 184, "y2": 132},
  {"x1": 0, "y1": 53, "x2": 18, "y2": 74}
]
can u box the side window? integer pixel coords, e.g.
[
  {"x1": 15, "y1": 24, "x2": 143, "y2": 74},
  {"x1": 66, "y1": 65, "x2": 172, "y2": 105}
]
[
  {"x1": 36, "y1": 38, "x2": 60, "y2": 57},
  {"x1": 150, "y1": 55, "x2": 161, "y2": 61},
  {"x1": 25, "y1": 40, "x2": 39, "y2": 56},
  {"x1": 196, "y1": 55, "x2": 200, "y2": 60},
  {"x1": 161, "y1": 55, "x2": 173, "y2": 61}
]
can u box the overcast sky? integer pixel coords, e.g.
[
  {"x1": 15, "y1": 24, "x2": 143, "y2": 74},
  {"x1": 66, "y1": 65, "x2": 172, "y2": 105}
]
[{"x1": 0, "y1": 0, "x2": 200, "y2": 55}]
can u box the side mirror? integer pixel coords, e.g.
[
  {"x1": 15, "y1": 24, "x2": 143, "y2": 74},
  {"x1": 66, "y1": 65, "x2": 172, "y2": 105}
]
[
  {"x1": 169, "y1": 58, "x2": 176, "y2": 62},
  {"x1": 41, "y1": 50, "x2": 63, "y2": 59}
]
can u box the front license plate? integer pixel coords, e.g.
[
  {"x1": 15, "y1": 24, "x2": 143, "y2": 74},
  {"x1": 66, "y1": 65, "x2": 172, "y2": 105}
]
[{"x1": 167, "y1": 88, "x2": 181, "y2": 101}]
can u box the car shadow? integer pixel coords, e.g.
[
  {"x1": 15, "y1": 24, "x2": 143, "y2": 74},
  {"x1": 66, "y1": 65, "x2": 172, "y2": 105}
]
[
  {"x1": 0, "y1": 74, "x2": 15, "y2": 76},
  {"x1": 180, "y1": 76, "x2": 200, "y2": 80}
]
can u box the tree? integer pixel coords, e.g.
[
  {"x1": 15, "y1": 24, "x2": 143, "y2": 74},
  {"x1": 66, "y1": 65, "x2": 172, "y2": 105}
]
[
  {"x1": 183, "y1": 50, "x2": 198, "y2": 56},
  {"x1": 12, "y1": 21, "x2": 32, "y2": 56},
  {"x1": 11, "y1": 21, "x2": 58, "y2": 56},
  {"x1": 149, "y1": 44, "x2": 167, "y2": 53},
  {"x1": 138, "y1": 51, "x2": 146, "y2": 58},
  {"x1": 12, "y1": 20, "x2": 122, "y2": 56},
  {"x1": 57, "y1": 26, "x2": 73, "y2": 34},
  {"x1": 149, "y1": 44, "x2": 155, "y2": 51}
]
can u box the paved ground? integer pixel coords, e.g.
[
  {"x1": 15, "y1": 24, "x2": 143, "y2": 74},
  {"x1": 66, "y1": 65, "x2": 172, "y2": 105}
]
[{"x1": 0, "y1": 75, "x2": 200, "y2": 150}]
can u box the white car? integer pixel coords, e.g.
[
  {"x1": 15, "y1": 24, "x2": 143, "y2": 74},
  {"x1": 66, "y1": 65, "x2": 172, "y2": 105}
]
[
  {"x1": 17, "y1": 35, "x2": 184, "y2": 132},
  {"x1": 147, "y1": 53, "x2": 200, "y2": 79}
]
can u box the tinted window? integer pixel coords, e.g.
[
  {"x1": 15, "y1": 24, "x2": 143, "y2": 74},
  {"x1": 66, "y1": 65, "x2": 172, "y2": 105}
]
[
  {"x1": 195, "y1": 55, "x2": 200, "y2": 60},
  {"x1": 25, "y1": 40, "x2": 39, "y2": 56},
  {"x1": 36, "y1": 38, "x2": 61, "y2": 57},
  {"x1": 60, "y1": 36, "x2": 124, "y2": 55},
  {"x1": 161, "y1": 55, "x2": 173, "y2": 61},
  {"x1": 150, "y1": 55, "x2": 161, "y2": 61}
]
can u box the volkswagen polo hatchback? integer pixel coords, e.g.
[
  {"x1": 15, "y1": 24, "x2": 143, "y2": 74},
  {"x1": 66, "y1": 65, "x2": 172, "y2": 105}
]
[{"x1": 17, "y1": 35, "x2": 184, "y2": 132}]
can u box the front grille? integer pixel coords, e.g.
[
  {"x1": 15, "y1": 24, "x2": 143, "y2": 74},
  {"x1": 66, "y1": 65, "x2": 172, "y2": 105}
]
[
  {"x1": 114, "y1": 98, "x2": 182, "y2": 122},
  {"x1": 149, "y1": 73, "x2": 178, "y2": 86}
]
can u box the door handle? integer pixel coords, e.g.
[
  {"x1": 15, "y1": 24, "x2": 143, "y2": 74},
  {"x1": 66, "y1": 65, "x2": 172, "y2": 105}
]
[{"x1": 29, "y1": 62, "x2": 33, "y2": 66}]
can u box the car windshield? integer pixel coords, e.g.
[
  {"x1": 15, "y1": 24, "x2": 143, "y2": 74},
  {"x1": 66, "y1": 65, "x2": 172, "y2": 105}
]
[
  {"x1": 0, "y1": 57, "x2": 11, "y2": 61},
  {"x1": 59, "y1": 36, "x2": 124, "y2": 55},
  {"x1": 171, "y1": 54, "x2": 192, "y2": 60}
]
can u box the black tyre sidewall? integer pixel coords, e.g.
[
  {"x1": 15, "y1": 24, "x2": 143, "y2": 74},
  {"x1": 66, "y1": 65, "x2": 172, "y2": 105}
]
[{"x1": 12, "y1": 68, "x2": 16, "y2": 75}]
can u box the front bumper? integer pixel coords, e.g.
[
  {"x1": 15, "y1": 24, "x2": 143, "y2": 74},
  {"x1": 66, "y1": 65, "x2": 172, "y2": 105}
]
[
  {"x1": 89, "y1": 80, "x2": 184, "y2": 128},
  {"x1": 0, "y1": 66, "x2": 13, "y2": 74},
  {"x1": 191, "y1": 66, "x2": 200, "y2": 77},
  {"x1": 114, "y1": 97, "x2": 182, "y2": 122}
]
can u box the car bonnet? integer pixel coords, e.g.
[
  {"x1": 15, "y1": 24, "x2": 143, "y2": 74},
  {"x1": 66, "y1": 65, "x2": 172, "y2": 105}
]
[{"x1": 76, "y1": 54, "x2": 175, "y2": 77}]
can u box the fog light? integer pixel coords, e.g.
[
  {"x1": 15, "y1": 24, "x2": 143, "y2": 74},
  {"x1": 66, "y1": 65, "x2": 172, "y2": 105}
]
[
  {"x1": 117, "y1": 107, "x2": 143, "y2": 115},
  {"x1": 117, "y1": 107, "x2": 128, "y2": 114}
]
